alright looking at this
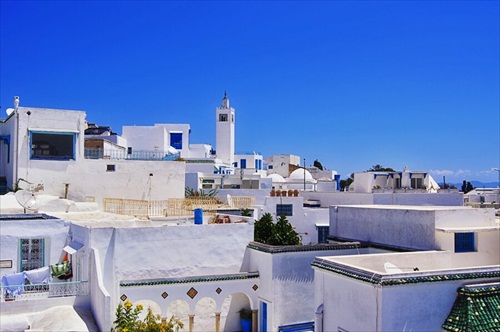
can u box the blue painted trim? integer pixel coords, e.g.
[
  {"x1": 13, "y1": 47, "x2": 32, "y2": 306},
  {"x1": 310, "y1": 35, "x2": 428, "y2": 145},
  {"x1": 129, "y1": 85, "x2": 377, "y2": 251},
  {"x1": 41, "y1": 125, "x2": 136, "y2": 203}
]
[
  {"x1": 0, "y1": 135, "x2": 11, "y2": 163},
  {"x1": 29, "y1": 131, "x2": 76, "y2": 161},
  {"x1": 278, "y1": 321, "x2": 314, "y2": 332}
]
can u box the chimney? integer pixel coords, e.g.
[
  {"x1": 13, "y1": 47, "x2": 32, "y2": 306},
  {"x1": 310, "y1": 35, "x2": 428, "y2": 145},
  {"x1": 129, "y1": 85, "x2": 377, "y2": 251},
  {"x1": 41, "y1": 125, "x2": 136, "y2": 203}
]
[{"x1": 14, "y1": 96, "x2": 19, "y2": 110}]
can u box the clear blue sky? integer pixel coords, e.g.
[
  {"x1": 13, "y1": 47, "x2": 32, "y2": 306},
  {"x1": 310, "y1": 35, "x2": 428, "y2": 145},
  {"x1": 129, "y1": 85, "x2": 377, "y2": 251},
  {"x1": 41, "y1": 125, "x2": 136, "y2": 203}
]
[{"x1": 1, "y1": 1, "x2": 499, "y2": 184}]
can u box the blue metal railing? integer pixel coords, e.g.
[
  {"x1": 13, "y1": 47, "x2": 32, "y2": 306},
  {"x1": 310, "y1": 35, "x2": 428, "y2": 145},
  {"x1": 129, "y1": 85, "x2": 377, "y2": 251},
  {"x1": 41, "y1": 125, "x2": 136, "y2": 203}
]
[
  {"x1": 84, "y1": 148, "x2": 180, "y2": 161},
  {"x1": 1, "y1": 280, "x2": 89, "y2": 301}
]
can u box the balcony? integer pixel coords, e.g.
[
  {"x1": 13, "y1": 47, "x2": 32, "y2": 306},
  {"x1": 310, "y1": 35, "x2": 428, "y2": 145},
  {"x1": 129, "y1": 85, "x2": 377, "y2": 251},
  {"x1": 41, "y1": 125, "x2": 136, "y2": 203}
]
[
  {"x1": 1, "y1": 280, "x2": 88, "y2": 302},
  {"x1": 84, "y1": 148, "x2": 180, "y2": 161}
]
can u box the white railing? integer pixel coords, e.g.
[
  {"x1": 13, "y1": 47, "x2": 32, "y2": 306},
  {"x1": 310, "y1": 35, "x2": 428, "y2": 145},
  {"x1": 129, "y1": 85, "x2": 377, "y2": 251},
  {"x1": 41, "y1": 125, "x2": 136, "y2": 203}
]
[
  {"x1": 1, "y1": 280, "x2": 88, "y2": 302},
  {"x1": 103, "y1": 197, "x2": 255, "y2": 217}
]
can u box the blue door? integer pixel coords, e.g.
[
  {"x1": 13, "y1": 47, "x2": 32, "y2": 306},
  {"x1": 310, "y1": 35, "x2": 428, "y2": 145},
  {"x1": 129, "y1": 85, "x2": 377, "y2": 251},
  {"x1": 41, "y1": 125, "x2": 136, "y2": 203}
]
[{"x1": 260, "y1": 302, "x2": 267, "y2": 332}]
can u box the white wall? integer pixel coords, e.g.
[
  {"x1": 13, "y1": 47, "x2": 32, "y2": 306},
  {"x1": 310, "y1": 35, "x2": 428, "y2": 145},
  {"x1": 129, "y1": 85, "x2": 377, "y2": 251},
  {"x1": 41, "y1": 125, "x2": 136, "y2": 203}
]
[
  {"x1": 15, "y1": 107, "x2": 86, "y2": 186},
  {"x1": 301, "y1": 192, "x2": 463, "y2": 207},
  {"x1": 330, "y1": 206, "x2": 438, "y2": 249},
  {"x1": 24, "y1": 159, "x2": 185, "y2": 206},
  {"x1": 122, "y1": 125, "x2": 167, "y2": 151},
  {"x1": 435, "y1": 229, "x2": 500, "y2": 266},
  {"x1": 112, "y1": 224, "x2": 253, "y2": 280},
  {"x1": 249, "y1": 247, "x2": 362, "y2": 332},
  {"x1": 317, "y1": 269, "x2": 378, "y2": 332},
  {"x1": 188, "y1": 144, "x2": 212, "y2": 159},
  {"x1": 373, "y1": 192, "x2": 463, "y2": 206}
]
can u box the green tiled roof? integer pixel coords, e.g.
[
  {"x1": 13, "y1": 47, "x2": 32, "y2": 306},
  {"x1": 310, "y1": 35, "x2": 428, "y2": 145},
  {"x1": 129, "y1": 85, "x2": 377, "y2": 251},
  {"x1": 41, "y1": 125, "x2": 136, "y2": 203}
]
[
  {"x1": 120, "y1": 272, "x2": 259, "y2": 287},
  {"x1": 247, "y1": 241, "x2": 361, "y2": 254},
  {"x1": 442, "y1": 283, "x2": 500, "y2": 331}
]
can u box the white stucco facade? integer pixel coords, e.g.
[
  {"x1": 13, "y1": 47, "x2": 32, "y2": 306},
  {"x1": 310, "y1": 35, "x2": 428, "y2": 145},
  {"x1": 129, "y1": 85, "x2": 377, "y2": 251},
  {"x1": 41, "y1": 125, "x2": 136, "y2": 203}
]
[{"x1": 266, "y1": 154, "x2": 301, "y2": 178}]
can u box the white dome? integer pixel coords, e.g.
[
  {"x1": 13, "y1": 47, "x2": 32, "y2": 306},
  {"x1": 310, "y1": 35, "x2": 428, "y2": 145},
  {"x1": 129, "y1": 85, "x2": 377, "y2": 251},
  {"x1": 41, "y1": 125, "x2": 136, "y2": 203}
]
[
  {"x1": 289, "y1": 168, "x2": 315, "y2": 181},
  {"x1": 267, "y1": 173, "x2": 286, "y2": 183}
]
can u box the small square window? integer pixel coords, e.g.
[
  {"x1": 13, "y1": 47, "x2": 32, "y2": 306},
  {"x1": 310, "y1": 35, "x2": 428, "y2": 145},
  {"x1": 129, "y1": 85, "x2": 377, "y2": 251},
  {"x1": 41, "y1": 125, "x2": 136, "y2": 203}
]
[
  {"x1": 219, "y1": 114, "x2": 228, "y2": 122},
  {"x1": 107, "y1": 164, "x2": 116, "y2": 172},
  {"x1": 317, "y1": 226, "x2": 330, "y2": 243},
  {"x1": 455, "y1": 232, "x2": 475, "y2": 252},
  {"x1": 276, "y1": 204, "x2": 293, "y2": 216}
]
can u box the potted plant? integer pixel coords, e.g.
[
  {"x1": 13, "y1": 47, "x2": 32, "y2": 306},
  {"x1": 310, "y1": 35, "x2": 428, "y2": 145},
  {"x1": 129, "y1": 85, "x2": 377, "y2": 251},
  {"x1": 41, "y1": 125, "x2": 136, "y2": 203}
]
[{"x1": 239, "y1": 308, "x2": 252, "y2": 332}]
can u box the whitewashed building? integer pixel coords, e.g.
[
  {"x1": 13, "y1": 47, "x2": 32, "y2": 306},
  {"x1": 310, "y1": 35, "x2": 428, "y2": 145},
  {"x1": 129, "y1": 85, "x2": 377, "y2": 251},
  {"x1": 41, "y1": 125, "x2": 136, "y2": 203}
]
[
  {"x1": 349, "y1": 167, "x2": 440, "y2": 193},
  {"x1": 313, "y1": 205, "x2": 500, "y2": 331},
  {"x1": 266, "y1": 155, "x2": 302, "y2": 178},
  {"x1": 0, "y1": 97, "x2": 185, "y2": 206}
]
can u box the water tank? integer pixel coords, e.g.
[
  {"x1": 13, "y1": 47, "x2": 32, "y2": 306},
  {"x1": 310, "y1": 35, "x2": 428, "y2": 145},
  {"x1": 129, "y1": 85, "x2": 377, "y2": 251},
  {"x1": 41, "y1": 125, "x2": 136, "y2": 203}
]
[{"x1": 194, "y1": 208, "x2": 203, "y2": 225}]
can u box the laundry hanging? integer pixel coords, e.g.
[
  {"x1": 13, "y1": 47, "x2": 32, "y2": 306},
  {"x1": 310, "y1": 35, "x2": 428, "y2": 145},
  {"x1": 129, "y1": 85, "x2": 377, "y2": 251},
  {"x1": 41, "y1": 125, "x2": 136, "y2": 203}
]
[
  {"x1": 25, "y1": 266, "x2": 50, "y2": 284},
  {"x1": 50, "y1": 260, "x2": 71, "y2": 279},
  {"x1": 1, "y1": 271, "x2": 26, "y2": 297}
]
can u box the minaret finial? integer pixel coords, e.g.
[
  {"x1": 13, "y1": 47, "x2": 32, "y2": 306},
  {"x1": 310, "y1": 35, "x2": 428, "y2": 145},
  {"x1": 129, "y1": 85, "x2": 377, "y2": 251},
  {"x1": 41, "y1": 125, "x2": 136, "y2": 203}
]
[{"x1": 221, "y1": 91, "x2": 229, "y2": 108}]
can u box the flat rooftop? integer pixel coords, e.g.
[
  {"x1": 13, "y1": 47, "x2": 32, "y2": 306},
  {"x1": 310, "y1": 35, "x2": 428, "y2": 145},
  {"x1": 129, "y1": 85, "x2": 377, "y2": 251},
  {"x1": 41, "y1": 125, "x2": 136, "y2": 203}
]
[
  {"x1": 334, "y1": 204, "x2": 475, "y2": 211},
  {"x1": 312, "y1": 251, "x2": 500, "y2": 286}
]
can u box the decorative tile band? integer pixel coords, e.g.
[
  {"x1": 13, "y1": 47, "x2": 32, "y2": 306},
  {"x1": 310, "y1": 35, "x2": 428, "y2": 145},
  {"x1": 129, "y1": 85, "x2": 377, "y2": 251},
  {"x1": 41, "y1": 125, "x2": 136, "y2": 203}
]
[{"x1": 121, "y1": 272, "x2": 259, "y2": 287}]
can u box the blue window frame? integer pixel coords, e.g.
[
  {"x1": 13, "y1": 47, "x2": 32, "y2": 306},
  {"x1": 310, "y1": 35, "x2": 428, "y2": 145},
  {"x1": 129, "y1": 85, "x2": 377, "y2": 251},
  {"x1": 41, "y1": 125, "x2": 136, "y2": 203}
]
[
  {"x1": 170, "y1": 133, "x2": 183, "y2": 150},
  {"x1": 241, "y1": 159, "x2": 247, "y2": 169},
  {"x1": 455, "y1": 232, "x2": 475, "y2": 252},
  {"x1": 20, "y1": 238, "x2": 45, "y2": 271},
  {"x1": 30, "y1": 131, "x2": 76, "y2": 160},
  {"x1": 276, "y1": 204, "x2": 293, "y2": 216}
]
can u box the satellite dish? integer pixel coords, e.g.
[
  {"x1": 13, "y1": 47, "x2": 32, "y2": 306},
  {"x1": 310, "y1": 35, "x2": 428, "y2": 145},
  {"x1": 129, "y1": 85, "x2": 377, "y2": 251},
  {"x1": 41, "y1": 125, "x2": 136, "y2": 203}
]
[
  {"x1": 6, "y1": 108, "x2": 14, "y2": 116},
  {"x1": 15, "y1": 190, "x2": 40, "y2": 212}
]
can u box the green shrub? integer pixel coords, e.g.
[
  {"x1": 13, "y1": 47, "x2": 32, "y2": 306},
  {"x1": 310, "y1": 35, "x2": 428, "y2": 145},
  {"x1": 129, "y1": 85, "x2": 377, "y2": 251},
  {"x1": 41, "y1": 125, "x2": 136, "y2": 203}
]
[
  {"x1": 254, "y1": 213, "x2": 300, "y2": 245},
  {"x1": 112, "y1": 300, "x2": 183, "y2": 332}
]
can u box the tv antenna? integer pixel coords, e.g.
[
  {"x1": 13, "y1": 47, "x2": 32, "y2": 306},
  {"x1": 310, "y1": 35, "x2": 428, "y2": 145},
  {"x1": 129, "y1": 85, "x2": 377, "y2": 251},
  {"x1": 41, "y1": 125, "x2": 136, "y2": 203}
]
[{"x1": 15, "y1": 189, "x2": 40, "y2": 213}]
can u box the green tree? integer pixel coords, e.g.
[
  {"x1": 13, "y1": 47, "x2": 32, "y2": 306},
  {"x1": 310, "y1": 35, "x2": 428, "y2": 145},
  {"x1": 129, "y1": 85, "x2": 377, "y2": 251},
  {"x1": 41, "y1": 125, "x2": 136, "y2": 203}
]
[
  {"x1": 461, "y1": 180, "x2": 474, "y2": 193},
  {"x1": 269, "y1": 215, "x2": 301, "y2": 245},
  {"x1": 368, "y1": 165, "x2": 395, "y2": 172},
  {"x1": 254, "y1": 213, "x2": 300, "y2": 245},
  {"x1": 254, "y1": 213, "x2": 274, "y2": 244},
  {"x1": 313, "y1": 159, "x2": 324, "y2": 170},
  {"x1": 340, "y1": 173, "x2": 354, "y2": 191}
]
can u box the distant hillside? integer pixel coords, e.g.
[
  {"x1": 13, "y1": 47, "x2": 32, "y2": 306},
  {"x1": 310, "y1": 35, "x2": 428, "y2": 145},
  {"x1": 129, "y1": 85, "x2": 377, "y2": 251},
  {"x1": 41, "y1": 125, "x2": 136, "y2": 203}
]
[{"x1": 438, "y1": 181, "x2": 499, "y2": 189}]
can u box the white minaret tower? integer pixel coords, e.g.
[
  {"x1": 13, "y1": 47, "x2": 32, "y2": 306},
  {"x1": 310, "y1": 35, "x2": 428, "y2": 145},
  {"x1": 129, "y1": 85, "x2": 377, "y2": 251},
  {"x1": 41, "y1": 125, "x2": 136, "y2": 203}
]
[{"x1": 216, "y1": 91, "x2": 235, "y2": 166}]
